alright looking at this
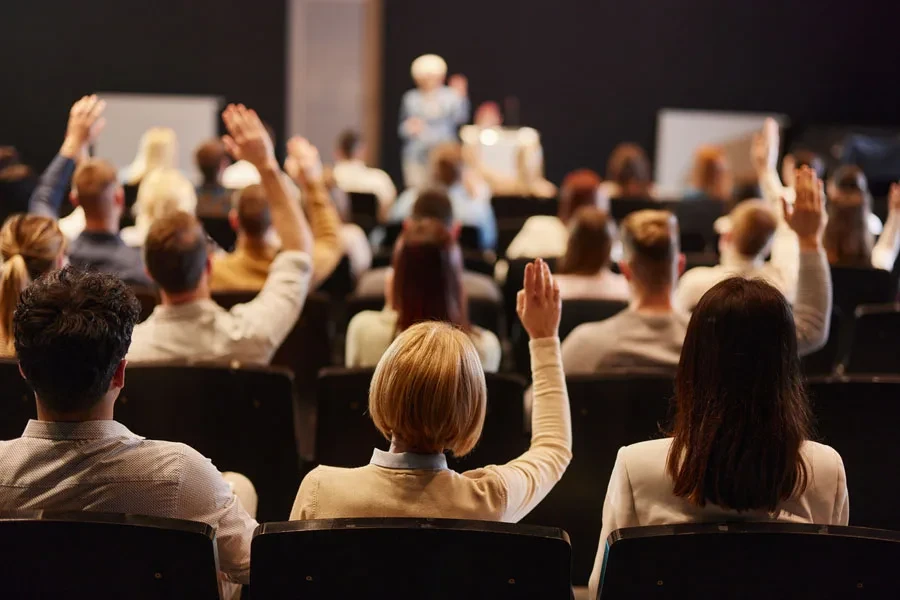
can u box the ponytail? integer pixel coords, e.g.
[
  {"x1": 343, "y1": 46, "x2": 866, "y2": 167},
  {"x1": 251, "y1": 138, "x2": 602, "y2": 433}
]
[{"x1": 0, "y1": 254, "x2": 30, "y2": 354}]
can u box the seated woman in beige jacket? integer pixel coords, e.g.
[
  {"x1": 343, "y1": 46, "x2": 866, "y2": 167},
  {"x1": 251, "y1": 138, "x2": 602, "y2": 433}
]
[
  {"x1": 589, "y1": 277, "x2": 849, "y2": 598},
  {"x1": 294, "y1": 258, "x2": 571, "y2": 523}
]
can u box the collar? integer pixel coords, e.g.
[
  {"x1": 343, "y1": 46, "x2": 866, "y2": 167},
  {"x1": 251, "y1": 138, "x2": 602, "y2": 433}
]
[
  {"x1": 78, "y1": 230, "x2": 124, "y2": 244},
  {"x1": 719, "y1": 251, "x2": 765, "y2": 271},
  {"x1": 369, "y1": 448, "x2": 447, "y2": 471},
  {"x1": 150, "y1": 299, "x2": 223, "y2": 320},
  {"x1": 22, "y1": 419, "x2": 141, "y2": 441}
]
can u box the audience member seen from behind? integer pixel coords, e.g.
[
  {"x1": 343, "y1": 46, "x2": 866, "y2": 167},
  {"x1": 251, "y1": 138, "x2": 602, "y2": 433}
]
[
  {"x1": 588, "y1": 276, "x2": 848, "y2": 598},
  {"x1": 355, "y1": 189, "x2": 501, "y2": 303},
  {"x1": 685, "y1": 145, "x2": 733, "y2": 203},
  {"x1": 293, "y1": 259, "x2": 571, "y2": 522},
  {"x1": 602, "y1": 143, "x2": 653, "y2": 199},
  {"x1": 121, "y1": 167, "x2": 197, "y2": 247},
  {"x1": 0, "y1": 147, "x2": 36, "y2": 227},
  {"x1": 390, "y1": 142, "x2": 497, "y2": 251},
  {"x1": 1, "y1": 268, "x2": 257, "y2": 596},
  {"x1": 506, "y1": 169, "x2": 606, "y2": 259},
  {"x1": 0, "y1": 215, "x2": 66, "y2": 356},
  {"x1": 332, "y1": 129, "x2": 397, "y2": 221},
  {"x1": 195, "y1": 138, "x2": 232, "y2": 216},
  {"x1": 120, "y1": 127, "x2": 178, "y2": 186},
  {"x1": 554, "y1": 207, "x2": 629, "y2": 301},
  {"x1": 126, "y1": 104, "x2": 314, "y2": 364},
  {"x1": 345, "y1": 219, "x2": 502, "y2": 372}
]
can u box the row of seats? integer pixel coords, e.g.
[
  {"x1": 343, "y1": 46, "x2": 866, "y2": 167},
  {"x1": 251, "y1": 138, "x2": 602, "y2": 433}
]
[{"x1": 8, "y1": 511, "x2": 898, "y2": 598}]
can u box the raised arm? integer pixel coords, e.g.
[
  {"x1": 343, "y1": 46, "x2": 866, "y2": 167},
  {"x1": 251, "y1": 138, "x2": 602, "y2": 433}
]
[
  {"x1": 751, "y1": 118, "x2": 788, "y2": 221},
  {"x1": 783, "y1": 167, "x2": 832, "y2": 356},
  {"x1": 30, "y1": 95, "x2": 106, "y2": 218},
  {"x1": 872, "y1": 183, "x2": 900, "y2": 271},
  {"x1": 489, "y1": 258, "x2": 572, "y2": 522},
  {"x1": 447, "y1": 74, "x2": 471, "y2": 125}
]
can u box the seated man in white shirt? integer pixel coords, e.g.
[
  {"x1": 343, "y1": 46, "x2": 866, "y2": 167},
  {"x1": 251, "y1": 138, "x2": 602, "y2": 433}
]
[
  {"x1": 127, "y1": 103, "x2": 314, "y2": 364},
  {"x1": 0, "y1": 267, "x2": 257, "y2": 596},
  {"x1": 332, "y1": 129, "x2": 397, "y2": 221}
]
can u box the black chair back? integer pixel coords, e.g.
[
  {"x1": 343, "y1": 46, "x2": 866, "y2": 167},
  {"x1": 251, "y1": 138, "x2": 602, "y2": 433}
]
[
  {"x1": 131, "y1": 287, "x2": 160, "y2": 323},
  {"x1": 497, "y1": 217, "x2": 527, "y2": 256},
  {"x1": 523, "y1": 372, "x2": 675, "y2": 585},
  {"x1": 116, "y1": 364, "x2": 299, "y2": 521},
  {"x1": 801, "y1": 306, "x2": 842, "y2": 376},
  {"x1": 199, "y1": 215, "x2": 237, "y2": 252},
  {"x1": 315, "y1": 368, "x2": 527, "y2": 471},
  {"x1": 317, "y1": 254, "x2": 356, "y2": 298},
  {"x1": 830, "y1": 266, "x2": 894, "y2": 316},
  {"x1": 842, "y1": 303, "x2": 900, "y2": 374},
  {"x1": 609, "y1": 197, "x2": 660, "y2": 223},
  {"x1": 121, "y1": 183, "x2": 140, "y2": 228},
  {"x1": 252, "y1": 518, "x2": 571, "y2": 600},
  {"x1": 599, "y1": 522, "x2": 900, "y2": 599},
  {"x1": 666, "y1": 198, "x2": 725, "y2": 252},
  {"x1": 348, "y1": 191, "x2": 379, "y2": 234},
  {"x1": 0, "y1": 359, "x2": 36, "y2": 440},
  {"x1": 491, "y1": 195, "x2": 559, "y2": 220},
  {"x1": 0, "y1": 510, "x2": 219, "y2": 599},
  {"x1": 807, "y1": 376, "x2": 900, "y2": 531}
]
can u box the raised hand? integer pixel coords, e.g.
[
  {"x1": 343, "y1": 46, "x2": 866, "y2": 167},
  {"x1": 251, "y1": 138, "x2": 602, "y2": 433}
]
[
  {"x1": 751, "y1": 117, "x2": 778, "y2": 173},
  {"x1": 285, "y1": 136, "x2": 324, "y2": 184},
  {"x1": 783, "y1": 166, "x2": 826, "y2": 250},
  {"x1": 448, "y1": 74, "x2": 468, "y2": 97},
  {"x1": 889, "y1": 182, "x2": 900, "y2": 214},
  {"x1": 60, "y1": 95, "x2": 107, "y2": 158},
  {"x1": 221, "y1": 104, "x2": 275, "y2": 170},
  {"x1": 516, "y1": 258, "x2": 561, "y2": 340}
]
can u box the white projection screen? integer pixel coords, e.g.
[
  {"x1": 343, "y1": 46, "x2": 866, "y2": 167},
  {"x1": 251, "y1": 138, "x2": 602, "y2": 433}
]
[
  {"x1": 654, "y1": 108, "x2": 788, "y2": 196},
  {"x1": 95, "y1": 93, "x2": 222, "y2": 183}
]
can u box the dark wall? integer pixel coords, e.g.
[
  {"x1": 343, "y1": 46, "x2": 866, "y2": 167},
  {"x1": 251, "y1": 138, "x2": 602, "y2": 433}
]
[
  {"x1": 382, "y1": 0, "x2": 900, "y2": 184},
  {"x1": 0, "y1": 1, "x2": 286, "y2": 171}
]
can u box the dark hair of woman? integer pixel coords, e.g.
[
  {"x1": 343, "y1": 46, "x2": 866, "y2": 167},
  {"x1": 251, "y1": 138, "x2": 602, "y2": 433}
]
[{"x1": 557, "y1": 207, "x2": 614, "y2": 276}]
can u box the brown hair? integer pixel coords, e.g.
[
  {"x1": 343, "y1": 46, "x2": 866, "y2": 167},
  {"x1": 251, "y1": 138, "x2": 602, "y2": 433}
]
[
  {"x1": 824, "y1": 165, "x2": 874, "y2": 267},
  {"x1": 235, "y1": 184, "x2": 272, "y2": 238},
  {"x1": 606, "y1": 143, "x2": 651, "y2": 197},
  {"x1": 195, "y1": 139, "x2": 227, "y2": 184},
  {"x1": 392, "y1": 221, "x2": 470, "y2": 333},
  {"x1": 429, "y1": 142, "x2": 463, "y2": 187},
  {"x1": 667, "y1": 277, "x2": 810, "y2": 512},
  {"x1": 620, "y1": 209, "x2": 680, "y2": 292},
  {"x1": 411, "y1": 188, "x2": 454, "y2": 228},
  {"x1": 369, "y1": 321, "x2": 487, "y2": 456},
  {"x1": 143, "y1": 212, "x2": 208, "y2": 294},
  {"x1": 558, "y1": 169, "x2": 602, "y2": 223},
  {"x1": 0, "y1": 215, "x2": 66, "y2": 355},
  {"x1": 728, "y1": 200, "x2": 777, "y2": 258},
  {"x1": 557, "y1": 207, "x2": 614, "y2": 275},
  {"x1": 73, "y1": 159, "x2": 118, "y2": 219},
  {"x1": 692, "y1": 145, "x2": 733, "y2": 202}
]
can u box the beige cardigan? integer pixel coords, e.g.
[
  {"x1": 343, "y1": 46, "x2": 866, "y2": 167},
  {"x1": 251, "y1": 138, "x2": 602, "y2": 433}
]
[{"x1": 291, "y1": 337, "x2": 571, "y2": 523}]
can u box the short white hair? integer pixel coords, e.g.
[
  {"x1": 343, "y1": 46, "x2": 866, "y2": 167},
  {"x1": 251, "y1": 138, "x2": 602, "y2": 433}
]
[{"x1": 411, "y1": 54, "x2": 447, "y2": 81}]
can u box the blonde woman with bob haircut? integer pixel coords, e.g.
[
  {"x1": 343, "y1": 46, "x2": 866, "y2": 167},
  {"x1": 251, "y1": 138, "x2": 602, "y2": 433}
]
[
  {"x1": 0, "y1": 214, "x2": 67, "y2": 355},
  {"x1": 120, "y1": 127, "x2": 178, "y2": 186},
  {"x1": 121, "y1": 168, "x2": 197, "y2": 247},
  {"x1": 291, "y1": 258, "x2": 572, "y2": 522}
]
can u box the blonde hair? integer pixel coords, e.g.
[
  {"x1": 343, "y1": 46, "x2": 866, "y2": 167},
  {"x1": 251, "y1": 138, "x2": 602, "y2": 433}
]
[
  {"x1": 369, "y1": 321, "x2": 486, "y2": 457},
  {"x1": 728, "y1": 199, "x2": 777, "y2": 258},
  {"x1": 126, "y1": 127, "x2": 178, "y2": 185},
  {"x1": 621, "y1": 209, "x2": 680, "y2": 292},
  {"x1": 133, "y1": 168, "x2": 197, "y2": 231},
  {"x1": 411, "y1": 54, "x2": 447, "y2": 81},
  {"x1": 0, "y1": 215, "x2": 66, "y2": 355}
]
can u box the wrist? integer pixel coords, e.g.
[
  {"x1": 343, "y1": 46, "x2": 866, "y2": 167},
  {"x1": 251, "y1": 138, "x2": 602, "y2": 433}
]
[
  {"x1": 59, "y1": 136, "x2": 84, "y2": 159},
  {"x1": 797, "y1": 236, "x2": 822, "y2": 252},
  {"x1": 255, "y1": 157, "x2": 281, "y2": 175}
]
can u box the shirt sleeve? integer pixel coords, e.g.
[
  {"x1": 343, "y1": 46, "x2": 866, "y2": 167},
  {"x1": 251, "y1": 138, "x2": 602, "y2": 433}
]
[
  {"x1": 793, "y1": 248, "x2": 832, "y2": 357},
  {"x1": 487, "y1": 337, "x2": 572, "y2": 522},
  {"x1": 176, "y1": 446, "x2": 258, "y2": 585},
  {"x1": 289, "y1": 469, "x2": 320, "y2": 520},
  {"x1": 28, "y1": 154, "x2": 76, "y2": 218},
  {"x1": 832, "y1": 448, "x2": 850, "y2": 526},
  {"x1": 872, "y1": 211, "x2": 900, "y2": 271},
  {"x1": 588, "y1": 448, "x2": 640, "y2": 600},
  {"x1": 304, "y1": 181, "x2": 343, "y2": 288}
]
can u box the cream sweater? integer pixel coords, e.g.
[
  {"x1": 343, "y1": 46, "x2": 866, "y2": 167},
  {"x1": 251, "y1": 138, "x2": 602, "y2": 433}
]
[{"x1": 291, "y1": 338, "x2": 572, "y2": 523}]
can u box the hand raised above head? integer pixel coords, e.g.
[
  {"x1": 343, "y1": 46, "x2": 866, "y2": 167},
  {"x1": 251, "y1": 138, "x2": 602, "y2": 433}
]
[
  {"x1": 448, "y1": 74, "x2": 468, "y2": 97},
  {"x1": 783, "y1": 166, "x2": 826, "y2": 248},
  {"x1": 889, "y1": 181, "x2": 900, "y2": 214},
  {"x1": 221, "y1": 104, "x2": 275, "y2": 170},
  {"x1": 61, "y1": 95, "x2": 106, "y2": 158},
  {"x1": 516, "y1": 258, "x2": 561, "y2": 340},
  {"x1": 285, "y1": 136, "x2": 323, "y2": 184}
]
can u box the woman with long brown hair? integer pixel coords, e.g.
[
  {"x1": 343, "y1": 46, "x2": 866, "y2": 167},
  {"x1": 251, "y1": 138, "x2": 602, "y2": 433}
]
[{"x1": 554, "y1": 206, "x2": 629, "y2": 301}]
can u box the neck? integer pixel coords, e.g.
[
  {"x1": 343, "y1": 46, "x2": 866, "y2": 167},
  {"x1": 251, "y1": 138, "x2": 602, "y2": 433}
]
[
  {"x1": 389, "y1": 436, "x2": 440, "y2": 455},
  {"x1": 83, "y1": 217, "x2": 120, "y2": 235},
  {"x1": 236, "y1": 233, "x2": 274, "y2": 254},
  {"x1": 160, "y1": 285, "x2": 209, "y2": 306},
  {"x1": 36, "y1": 399, "x2": 114, "y2": 422},
  {"x1": 631, "y1": 284, "x2": 676, "y2": 313}
]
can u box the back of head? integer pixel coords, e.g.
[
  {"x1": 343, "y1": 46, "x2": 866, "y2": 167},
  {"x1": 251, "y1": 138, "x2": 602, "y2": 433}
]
[
  {"x1": 14, "y1": 267, "x2": 140, "y2": 414},
  {"x1": 195, "y1": 139, "x2": 227, "y2": 184},
  {"x1": 411, "y1": 54, "x2": 448, "y2": 83},
  {"x1": 558, "y1": 168, "x2": 602, "y2": 222},
  {"x1": 411, "y1": 188, "x2": 454, "y2": 229},
  {"x1": 620, "y1": 209, "x2": 680, "y2": 292},
  {"x1": 668, "y1": 277, "x2": 810, "y2": 512},
  {"x1": 392, "y1": 222, "x2": 468, "y2": 332},
  {"x1": 824, "y1": 165, "x2": 873, "y2": 267},
  {"x1": 606, "y1": 143, "x2": 651, "y2": 196},
  {"x1": 558, "y1": 207, "x2": 614, "y2": 275},
  {"x1": 429, "y1": 142, "x2": 463, "y2": 187},
  {"x1": 129, "y1": 127, "x2": 178, "y2": 184},
  {"x1": 728, "y1": 199, "x2": 777, "y2": 258},
  {"x1": 135, "y1": 168, "x2": 198, "y2": 225},
  {"x1": 0, "y1": 214, "x2": 66, "y2": 354},
  {"x1": 337, "y1": 129, "x2": 361, "y2": 160},
  {"x1": 144, "y1": 211, "x2": 207, "y2": 294},
  {"x1": 73, "y1": 159, "x2": 118, "y2": 220},
  {"x1": 235, "y1": 184, "x2": 272, "y2": 238},
  {"x1": 692, "y1": 145, "x2": 732, "y2": 201},
  {"x1": 369, "y1": 321, "x2": 486, "y2": 456},
  {"x1": 0, "y1": 147, "x2": 32, "y2": 184}
]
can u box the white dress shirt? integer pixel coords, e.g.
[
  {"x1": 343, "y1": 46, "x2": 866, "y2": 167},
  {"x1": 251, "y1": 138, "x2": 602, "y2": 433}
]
[
  {"x1": 505, "y1": 215, "x2": 569, "y2": 259},
  {"x1": 222, "y1": 160, "x2": 302, "y2": 200},
  {"x1": 333, "y1": 159, "x2": 398, "y2": 216},
  {"x1": 588, "y1": 437, "x2": 849, "y2": 598},
  {"x1": 555, "y1": 270, "x2": 630, "y2": 302},
  {"x1": 0, "y1": 420, "x2": 257, "y2": 585},
  {"x1": 127, "y1": 251, "x2": 311, "y2": 364}
]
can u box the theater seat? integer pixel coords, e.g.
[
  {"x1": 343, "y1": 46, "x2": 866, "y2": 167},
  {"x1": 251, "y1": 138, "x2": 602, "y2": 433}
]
[
  {"x1": 348, "y1": 191, "x2": 379, "y2": 235},
  {"x1": 830, "y1": 266, "x2": 895, "y2": 316},
  {"x1": 598, "y1": 522, "x2": 900, "y2": 599},
  {"x1": 491, "y1": 195, "x2": 559, "y2": 220},
  {"x1": 251, "y1": 518, "x2": 571, "y2": 600},
  {"x1": 841, "y1": 303, "x2": 900, "y2": 374},
  {"x1": 199, "y1": 215, "x2": 237, "y2": 252},
  {"x1": 0, "y1": 510, "x2": 219, "y2": 599},
  {"x1": 0, "y1": 359, "x2": 37, "y2": 440}
]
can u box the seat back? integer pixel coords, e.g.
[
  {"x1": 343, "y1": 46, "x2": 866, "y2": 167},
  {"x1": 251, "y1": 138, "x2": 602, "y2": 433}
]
[
  {"x1": 316, "y1": 255, "x2": 356, "y2": 298},
  {"x1": 801, "y1": 306, "x2": 843, "y2": 376},
  {"x1": 523, "y1": 372, "x2": 675, "y2": 585},
  {"x1": 315, "y1": 369, "x2": 527, "y2": 471},
  {"x1": 116, "y1": 364, "x2": 299, "y2": 521},
  {"x1": 0, "y1": 359, "x2": 36, "y2": 440},
  {"x1": 599, "y1": 522, "x2": 900, "y2": 599},
  {"x1": 121, "y1": 183, "x2": 140, "y2": 228},
  {"x1": 666, "y1": 198, "x2": 725, "y2": 252},
  {"x1": 348, "y1": 191, "x2": 378, "y2": 234},
  {"x1": 807, "y1": 376, "x2": 900, "y2": 530},
  {"x1": 830, "y1": 266, "x2": 895, "y2": 316},
  {"x1": 0, "y1": 510, "x2": 219, "y2": 599},
  {"x1": 252, "y1": 518, "x2": 571, "y2": 600},
  {"x1": 609, "y1": 197, "x2": 660, "y2": 223},
  {"x1": 199, "y1": 215, "x2": 237, "y2": 252},
  {"x1": 491, "y1": 195, "x2": 559, "y2": 220},
  {"x1": 842, "y1": 303, "x2": 900, "y2": 374}
]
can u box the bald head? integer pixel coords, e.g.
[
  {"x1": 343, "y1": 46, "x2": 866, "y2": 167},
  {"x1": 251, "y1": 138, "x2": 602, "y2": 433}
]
[
  {"x1": 728, "y1": 200, "x2": 777, "y2": 259},
  {"x1": 73, "y1": 159, "x2": 120, "y2": 221}
]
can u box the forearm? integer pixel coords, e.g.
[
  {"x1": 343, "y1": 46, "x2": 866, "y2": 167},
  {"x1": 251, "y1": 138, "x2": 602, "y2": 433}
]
[
  {"x1": 793, "y1": 245, "x2": 832, "y2": 357},
  {"x1": 29, "y1": 154, "x2": 76, "y2": 218},
  {"x1": 303, "y1": 179, "x2": 343, "y2": 286},
  {"x1": 259, "y1": 161, "x2": 312, "y2": 254},
  {"x1": 872, "y1": 211, "x2": 900, "y2": 270}
]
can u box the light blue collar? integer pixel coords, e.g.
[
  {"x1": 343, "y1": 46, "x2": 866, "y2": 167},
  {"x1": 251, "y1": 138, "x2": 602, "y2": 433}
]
[{"x1": 370, "y1": 448, "x2": 448, "y2": 471}]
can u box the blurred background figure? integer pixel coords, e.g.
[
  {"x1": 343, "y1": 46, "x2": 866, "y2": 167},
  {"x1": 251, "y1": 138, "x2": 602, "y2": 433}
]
[
  {"x1": 332, "y1": 129, "x2": 397, "y2": 221},
  {"x1": 0, "y1": 147, "x2": 36, "y2": 227},
  {"x1": 602, "y1": 143, "x2": 654, "y2": 199},
  {"x1": 119, "y1": 127, "x2": 178, "y2": 186},
  {"x1": 122, "y1": 168, "x2": 197, "y2": 247},
  {"x1": 685, "y1": 145, "x2": 733, "y2": 203},
  {"x1": 194, "y1": 138, "x2": 232, "y2": 217},
  {"x1": 554, "y1": 207, "x2": 629, "y2": 301}
]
